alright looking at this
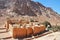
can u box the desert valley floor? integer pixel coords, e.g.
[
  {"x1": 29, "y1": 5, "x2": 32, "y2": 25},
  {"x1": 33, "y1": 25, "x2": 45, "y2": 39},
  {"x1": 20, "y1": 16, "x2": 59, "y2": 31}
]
[{"x1": 0, "y1": 26, "x2": 60, "y2": 40}]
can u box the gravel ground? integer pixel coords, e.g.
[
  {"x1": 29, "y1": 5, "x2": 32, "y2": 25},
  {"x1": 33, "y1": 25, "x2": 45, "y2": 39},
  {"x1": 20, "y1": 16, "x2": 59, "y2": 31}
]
[
  {"x1": 0, "y1": 26, "x2": 60, "y2": 40},
  {"x1": 33, "y1": 32, "x2": 60, "y2": 40}
]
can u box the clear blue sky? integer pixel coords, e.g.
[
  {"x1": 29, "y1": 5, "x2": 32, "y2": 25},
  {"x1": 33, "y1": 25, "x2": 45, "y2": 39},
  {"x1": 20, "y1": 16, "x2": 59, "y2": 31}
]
[{"x1": 32, "y1": 0, "x2": 60, "y2": 14}]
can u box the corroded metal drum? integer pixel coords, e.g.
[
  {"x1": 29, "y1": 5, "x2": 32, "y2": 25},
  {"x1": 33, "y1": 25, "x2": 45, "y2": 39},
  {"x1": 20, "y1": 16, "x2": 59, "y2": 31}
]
[
  {"x1": 26, "y1": 27, "x2": 33, "y2": 37},
  {"x1": 13, "y1": 28, "x2": 27, "y2": 38},
  {"x1": 33, "y1": 25, "x2": 46, "y2": 36},
  {"x1": 39, "y1": 25, "x2": 46, "y2": 33},
  {"x1": 33, "y1": 27, "x2": 40, "y2": 35}
]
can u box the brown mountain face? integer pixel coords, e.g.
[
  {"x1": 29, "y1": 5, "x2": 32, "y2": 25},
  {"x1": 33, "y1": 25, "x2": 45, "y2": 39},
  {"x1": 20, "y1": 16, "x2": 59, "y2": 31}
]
[{"x1": 0, "y1": 0, "x2": 60, "y2": 25}]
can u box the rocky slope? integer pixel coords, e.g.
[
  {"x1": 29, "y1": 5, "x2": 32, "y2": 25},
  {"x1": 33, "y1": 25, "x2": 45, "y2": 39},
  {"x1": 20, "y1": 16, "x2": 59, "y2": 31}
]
[{"x1": 0, "y1": 0, "x2": 60, "y2": 25}]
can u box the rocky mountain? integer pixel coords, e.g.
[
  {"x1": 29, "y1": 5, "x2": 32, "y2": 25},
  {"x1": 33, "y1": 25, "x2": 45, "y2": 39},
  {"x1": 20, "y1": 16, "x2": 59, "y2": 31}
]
[{"x1": 0, "y1": 0, "x2": 60, "y2": 25}]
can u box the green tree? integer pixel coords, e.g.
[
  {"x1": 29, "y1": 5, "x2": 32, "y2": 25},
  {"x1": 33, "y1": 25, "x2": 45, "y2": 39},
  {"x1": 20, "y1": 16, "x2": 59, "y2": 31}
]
[{"x1": 43, "y1": 21, "x2": 51, "y2": 28}]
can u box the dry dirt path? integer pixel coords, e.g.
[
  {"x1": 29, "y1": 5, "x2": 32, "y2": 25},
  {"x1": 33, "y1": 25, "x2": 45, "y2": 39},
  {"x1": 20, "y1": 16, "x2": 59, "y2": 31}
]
[
  {"x1": 0, "y1": 26, "x2": 12, "y2": 40},
  {"x1": 33, "y1": 32, "x2": 60, "y2": 40}
]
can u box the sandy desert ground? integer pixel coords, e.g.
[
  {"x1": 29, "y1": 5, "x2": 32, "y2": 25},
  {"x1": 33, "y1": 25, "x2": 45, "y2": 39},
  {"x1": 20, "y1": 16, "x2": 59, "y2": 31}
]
[
  {"x1": 0, "y1": 25, "x2": 60, "y2": 40},
  {"x1": 33, "y1": 32, "x2": 60, "y2": 40}
]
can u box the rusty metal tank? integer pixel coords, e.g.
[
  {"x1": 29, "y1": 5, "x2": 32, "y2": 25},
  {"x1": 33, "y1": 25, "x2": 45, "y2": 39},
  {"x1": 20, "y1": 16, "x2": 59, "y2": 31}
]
[
  {"x1": 13, "y1": 27, "x2": 27, "y2": 38},
  {"x1": 33, "y1": 25, "x2": 46, "y2": 36},
  {"x1": 13, "y1": 25, "x2": 46, "y2": 38}
]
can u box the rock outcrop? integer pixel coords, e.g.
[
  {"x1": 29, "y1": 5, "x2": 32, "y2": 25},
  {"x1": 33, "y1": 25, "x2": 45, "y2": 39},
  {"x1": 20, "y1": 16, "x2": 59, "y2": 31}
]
[{"x1": 0, "y1": 0, "x2": 60, "y2": 25}]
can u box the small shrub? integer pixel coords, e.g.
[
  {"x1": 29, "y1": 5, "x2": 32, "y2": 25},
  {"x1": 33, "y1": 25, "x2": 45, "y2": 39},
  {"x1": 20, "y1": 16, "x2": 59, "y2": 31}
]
[
  {"x1": 30, "y1": 19, "x2": 34, "y2": 22},
  {"x1": 51, "y1": 26, "x2": 60, "y2": 32},
  {"x1": 43, "y1": 21, "x2": 51, "y2": 27}
]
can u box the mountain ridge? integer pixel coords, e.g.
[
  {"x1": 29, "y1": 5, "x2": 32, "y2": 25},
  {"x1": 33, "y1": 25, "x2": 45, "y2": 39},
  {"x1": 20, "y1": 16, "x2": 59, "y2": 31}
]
[{"x1": 0, "y1": 0, "x2": 60, "y2": 25}]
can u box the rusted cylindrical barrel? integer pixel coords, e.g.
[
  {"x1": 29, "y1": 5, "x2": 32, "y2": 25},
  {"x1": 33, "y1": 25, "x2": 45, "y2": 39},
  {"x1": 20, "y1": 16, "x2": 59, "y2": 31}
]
[
  {"x1": 39, "y1": 26, "x2": 46, "y2": 33},
  {"x1": 13, "y1": 28, "x2": 27, "y2": 38},
  {"x1": 33, "y1": 25, "x2": 46, "y2": 36},
  {"x1": 33, "y1": 27, "x2": 40, "y2": 35},
  {"x1": 26, "y1": 27, "x2": 33, "y2": 37},
  {"x1": 13, "y1": 28, "x2": 17, "y2": 38}
]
